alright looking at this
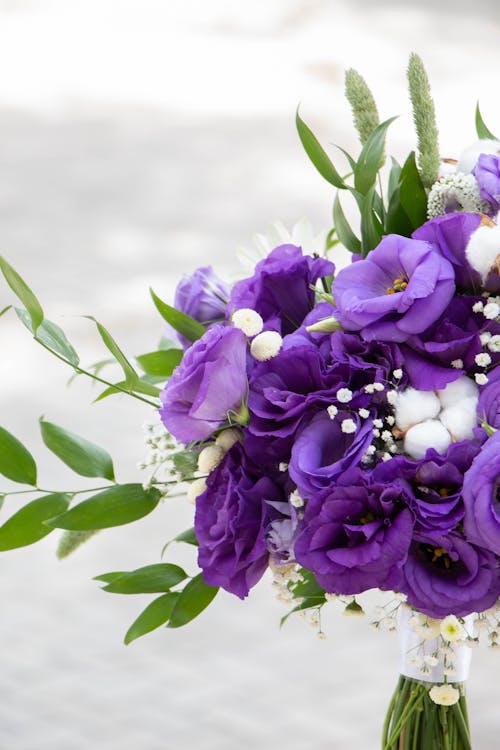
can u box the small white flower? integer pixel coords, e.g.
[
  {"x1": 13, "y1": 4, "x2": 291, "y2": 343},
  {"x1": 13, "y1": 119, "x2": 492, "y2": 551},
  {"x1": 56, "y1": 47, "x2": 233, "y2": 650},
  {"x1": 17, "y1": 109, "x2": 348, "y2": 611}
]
[
  {"x1": 429, "y1": 684, "x2": 460, "y2": 706},
  {"x1": 336, "y1": 388, "x2": 353, "y2": 403},
  {"x1": 381, "y1": 430, "x2": 393, "y2": 442},
  {"x1": 341, "y1": 418, "x2": 357, "y2": 434},
  {"x1": 232, "y1": 308, "x2": 264, "y2": 337},
  {"x1": 386, "y1": 415, "x2": 395, "y2": 426},
  {"x1": 364, "y1": 384, "x2": 375, "y2": 394},
  {"x1": 451, "y1": 359, "x2": 464, "y2": 369},
  {"x1": 428, "y1": 172, "x2": 491, "y2": 218},
  {"x1": 373, "y1": 429, "x2": 381, "y2": 438},
  {"x1": 414, "y1": 616, "x2": 442, "y2": 640},
  {"x1": 279, "y1": 462, "x2": 289, "y2": 472},
  {"x1": 473, "y1": 300, "x2": 485, "y2": 313},
  {"x1": 440, "y1": 615, "x2": 465, "y2": 642},
  {"x1": 424, "y1": 655, "x2": 439, "y2": 667},
  {"x1": 373, "y1": 419, "x2": 384, "y2": 429},
  {"x1": 358, "y1": 408, "x2": 370, "y2": 419},
  {"x1": 250, "y1": 330, "x2": 283, "y2": 361},
  {"x1": 407, "y1": 655, "x2": 423, "y2": 668},
  {"x1": 483, "y1": 302, "x2": 500, "y2": 319},
  {"x1": 327, "y1": 405, "x2": 338, "y2": 419},
  {"x1": 480, "y1": 331, "x2": 492, "y2": 346},
  {"x1": 382, "y1": 452, "x2": 392, "y2": 462},
  {"x1": 290, "y1": 490, "x2": 304, "y2": 508},
  {"x1": 488, "y1": 334, "x2": 500, "y2": 352},
  {"x1": 366, "y1": 445, "x2": 376, "y2": 455},
  {"x1": 475, "y1": 352, "x2": 492, "y2": 367},
  {"x1": 186, "y1": 477, "x2": 207, "y2": 504},
  {"x1": 215, "y1": 428, "x2": 242, "y2": 452},
  {"x1": 386, "y1": 390, "x2": 398, "y2": 405},
  {"x1": 475, "y1": 373, "x2": 489, "y2": 385},
  {"x1": 198, "y1": 444, "x2": 225, "y2": 473},
  {"x1": 393, "y1": 369, "x2": 403, "y2": 380},
  {"x1": 404, "y1": 420, "x2": 451, "y2": 460},
  {"x1": 373, "y1": 382, "x2": 385, "y2": 392}
]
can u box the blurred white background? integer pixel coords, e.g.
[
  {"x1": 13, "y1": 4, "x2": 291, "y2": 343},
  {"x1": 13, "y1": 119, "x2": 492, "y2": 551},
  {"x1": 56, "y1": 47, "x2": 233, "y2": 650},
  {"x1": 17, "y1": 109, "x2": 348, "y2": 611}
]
[{"x1": 1, "y1": 2, "x2": 500, "y2": 748}]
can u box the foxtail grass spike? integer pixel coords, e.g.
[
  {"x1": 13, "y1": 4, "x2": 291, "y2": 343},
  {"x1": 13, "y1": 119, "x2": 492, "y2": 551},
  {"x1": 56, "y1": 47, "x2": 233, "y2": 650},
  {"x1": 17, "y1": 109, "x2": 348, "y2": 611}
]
[
  {"x1": 407, "y1": 53, "x2": 440, "y2": 189},
  {"x1": 57, "y1": 529, "x2": 99, "y2": 559},
  {"x1": 345, "y1": 68, "x2": 380, "y2": 145}
]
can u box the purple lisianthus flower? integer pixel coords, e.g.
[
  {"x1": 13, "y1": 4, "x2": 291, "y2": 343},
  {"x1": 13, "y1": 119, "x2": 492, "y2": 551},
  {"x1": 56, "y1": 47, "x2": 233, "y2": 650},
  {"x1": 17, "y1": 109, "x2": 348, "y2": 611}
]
[
  {"x1": 473, "y1": 153, "x2": 500, "y2": 212},
  {"x1": 289, "y1": 411, "x2": 373, "y2": 498},
  {"x1": 412, "y1": 213, "x2": 483, "y2": 292},
  {"x1": 229, "y1": 244, "x2": 334, "y2": 335},
  {"x1": 477, "y1": 367, "x2": 500, "y2": 430},
  {"x1": 463, "y1": 431, "x2": 500, "y2": 555},
  {"x1": 332, "y1": 234, "x2": 455, "y2": 342},
  {"x1": 401, "y1": 531, "x2": 500, "y2": 618},
  {"x1": 400, "y1": 296, "x2": 500, "y2": 390},
  {"x1": 174, "y1": 265, "x2": 229, "y2": 347},
  {"x1": 294, "y1": 468, "x2": 414, "y2": 594},
  {"x1": 195, "y1": 443, "x2": 286, "y2": 598},
  {"x1": 160, "y1": 325, "x2": 247, "y2": 443},
  {"x1": 376, "y1": 441, "x2": 481, "y2": 538}
]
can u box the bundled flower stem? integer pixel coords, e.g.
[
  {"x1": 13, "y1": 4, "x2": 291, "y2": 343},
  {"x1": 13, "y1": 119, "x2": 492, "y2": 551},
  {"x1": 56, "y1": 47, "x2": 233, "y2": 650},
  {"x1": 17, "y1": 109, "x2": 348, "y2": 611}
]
[{"x1": 382, "y1": 677, "x2": 471, "y2": 750}]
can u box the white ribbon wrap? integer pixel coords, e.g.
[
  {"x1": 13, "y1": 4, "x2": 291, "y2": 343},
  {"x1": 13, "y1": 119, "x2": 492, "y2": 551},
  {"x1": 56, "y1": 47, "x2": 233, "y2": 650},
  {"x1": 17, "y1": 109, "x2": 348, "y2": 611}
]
[{"x1": 398, "y1": 606, "x2": 474, "y2": 683}]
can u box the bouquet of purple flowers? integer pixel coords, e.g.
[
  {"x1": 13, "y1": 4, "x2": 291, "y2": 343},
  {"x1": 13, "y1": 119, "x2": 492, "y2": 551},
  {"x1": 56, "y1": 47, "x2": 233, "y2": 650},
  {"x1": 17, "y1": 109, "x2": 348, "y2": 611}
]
[{"x1": 0, "y1": 54, "x2": 499, "y2": 749}]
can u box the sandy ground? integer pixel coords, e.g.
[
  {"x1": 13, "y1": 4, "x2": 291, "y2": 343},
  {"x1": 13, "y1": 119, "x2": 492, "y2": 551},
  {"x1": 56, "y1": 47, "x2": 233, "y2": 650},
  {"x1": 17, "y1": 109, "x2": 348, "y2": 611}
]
[{"x1": 0, "y1": 2, "x2": 500, "y2": 748}]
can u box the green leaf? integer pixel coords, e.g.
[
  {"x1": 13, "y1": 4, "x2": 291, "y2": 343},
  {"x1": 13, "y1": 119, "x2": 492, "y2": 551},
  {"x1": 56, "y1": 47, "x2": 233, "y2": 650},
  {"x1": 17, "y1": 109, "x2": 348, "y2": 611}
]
[
  {"x1": 167, "y1": 573, "x2": 218, "y2": 628},
  {"x1": 475, "y1": 102, "x2": 498, "y2": 141},
  {"x1": 333, "y1": 193, "x2": 361, "y2": 253},
  {"x1": 399, "y1": 151, "x2": 428, "y2": 229},
  {"x1": 173, "y1": 527, "x2": 198, "y2": 546},
  {"x1": 149, "y1": 289, "x2": 205, "y2": 343},
  {"x1": 360, "y1": 187, "x2": 383, "y2": 256},
  {"x1": 354, "y1": 116, "x2": 398, "y2": 195},
  {"x1": 0, "y1": 305, "x2": 11, "y2": 318},
  {"x1": 296, "y1": 109, "x2": 346, "y2": 189},
  {"x1": 46, "y1": 483, "x2": 161, "y2": 530},
  {"x1": 136, "y1": 349, "x2": 183, "y2": 378},
  {"x1": 16, "y1": 309, "x2": 79, "y2": 366},
  {"x1": 388, "y1": 157, "x2": 402, "y2": 200},
  {"x1": 0, "y1": 426, "x2": 37, "y2": 485},
  {"x1": 0, "y1": 256, "x2": 43, "y2": 332},
  {"x1": 385, "y1": 187, "x2": 414, "y2": 237},
  {"x1": 333, "y1": 144, "x2": 357, "y2": 173},
  {"x1": 94, "y1": 378, "x2": 161, "y2": 402},
  {"x1": 40, "y1": 419, "x2": 115, "y2": 481},
  {"x1": 172, "y1": 450, "x2": 198, "y2": 481},
  {"x1": 84, "y1": 316, "x2": 139, "y2": 390},
  {"x1": 280, "y1": 596, "x2": 326, "y2": 628},
  {"x1": 0, "y1": 493, "x2": 70, "y2": 550},
  {"x1": 124, "y1": 592, "x2": 180, "y2": 645},
  {"x1": 102, "y1": 563, "x2": 187, "y2": 594},
  {"x1": 93, "y1": 571, "x2": 126, "y2": 584}
]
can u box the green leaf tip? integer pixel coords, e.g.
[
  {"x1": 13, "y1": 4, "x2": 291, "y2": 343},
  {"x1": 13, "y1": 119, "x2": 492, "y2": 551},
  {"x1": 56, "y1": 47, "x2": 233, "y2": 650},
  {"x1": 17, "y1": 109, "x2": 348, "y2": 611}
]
[
  {"x1": 344, "y1": 68, "x2": 380, "y2": 145},
  {"x1": 0, "y1": 256, "x2": 44, "y2": 332},
  {"x1": 407, "y1": 53, "x2": 440, "y2": 189},
  {"x1": 475, "y1": 102, "x2": 498, "y2": 141}
]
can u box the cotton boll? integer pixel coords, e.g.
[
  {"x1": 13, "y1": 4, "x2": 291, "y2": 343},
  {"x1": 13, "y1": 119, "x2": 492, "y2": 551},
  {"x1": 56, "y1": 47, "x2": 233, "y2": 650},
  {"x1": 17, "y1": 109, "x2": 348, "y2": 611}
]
[
  {"x1": 456, "y1": 139, "x2": 500, "y2": 173},
  {"x1": 404, "y1": 420, "x2": 452, "y2": 460},
  {"x1": 394, "y1": 388, "x2": 441, "y2": 431},
  {"x1": 465, "y1": 224, "x2": 500, "y2": 283},
  {"x1": 439, "y1": 397, "x2": 478, "y2": 441},
  {"x1": 437, "y1": 375, "x2": 478, "y2": 409},
  {"x1": 215, "y1": 428, "x2": 242, "y2": 452}
]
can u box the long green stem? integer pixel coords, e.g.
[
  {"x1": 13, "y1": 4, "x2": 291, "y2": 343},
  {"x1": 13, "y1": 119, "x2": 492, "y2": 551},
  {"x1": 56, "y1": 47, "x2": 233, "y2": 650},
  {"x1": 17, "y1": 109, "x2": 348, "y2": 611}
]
[{"x1": 36, "y1": 339, "x2": 159, "y2": 408}]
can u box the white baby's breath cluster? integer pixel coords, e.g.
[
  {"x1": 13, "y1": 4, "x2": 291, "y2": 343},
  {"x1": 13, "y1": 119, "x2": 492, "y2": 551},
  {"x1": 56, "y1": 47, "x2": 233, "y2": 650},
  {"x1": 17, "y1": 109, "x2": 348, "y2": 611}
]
[
  {"x1": 427, "y1": 173, "x2": 491, "y2": 219},
  {"x1": 471, "y1": 601, "x2": 500, "y2": 649},
  {"x1": 138, "y1": 418, "x2": 182, "y2": 496},
  {"x1": 404, "y1": 610, "x2": 475, "y2": 683}
]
